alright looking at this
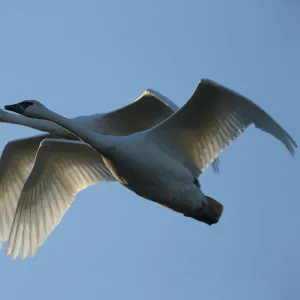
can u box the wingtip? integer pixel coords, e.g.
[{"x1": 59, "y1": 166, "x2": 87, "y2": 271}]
[
  {"x1": 6, "y1": 238, "x2": 14, "y2": 256},
  {"x1": 12, "y1": 249, "x2": 19, "y2": 260},
  {"x1": 6, "y1": 248, "x2": 11, "y2": 257},
  {"x1": 285, "y1": 136, "x2": 297, "y2": 158},
  {"x1": 290, "y1": 149, "x2": 296, "y2": 159},
  {"x1": 211, "y1": 163, "x2": 220, "y2": 173},
  {"x1": 30, "y1": 247, "x2": 38, "y2": 258},
  {"x1": 291, "y1": 138, "x2": 298, "y2": 149},
  {"x1": 21, "y1": 254, "x2": 27, "y2": 261},
  {"x1": 6, "y1": 244, "x2": 19, "y2": 260}
]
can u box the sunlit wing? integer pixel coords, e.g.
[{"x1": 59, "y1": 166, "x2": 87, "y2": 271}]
[
  {"x1": 98, "y1": 89, "x2": 220, "y2": 172},
  {"x1": 6, "y1": 139, "x2": 115, "y2": 260},
  {"x1": 149, "y1": 79, "x2": 297, "y2": 177},
  {"x1": 0, "y1": 134, "x2": 52, "y2": 248}
]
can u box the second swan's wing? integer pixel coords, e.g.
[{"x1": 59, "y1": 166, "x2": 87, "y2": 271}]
[
  {"x1": 0, "y1": 134, "x2": 52, "y2": 248},
  {"x1": 95, "y1": 89, "x2": 220, "y2": 172},
  {"x1": 6, "y1": 139, "x2": 115, "y2": 260}
]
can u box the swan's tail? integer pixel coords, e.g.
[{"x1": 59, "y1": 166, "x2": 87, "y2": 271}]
[{"x1": 184, "y1": 196, "x2": 224, "y2": 225}]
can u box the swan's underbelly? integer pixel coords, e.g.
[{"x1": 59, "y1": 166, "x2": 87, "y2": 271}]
[{"x1": 102, "y1": 153, "x2": 205, "y2": 214}]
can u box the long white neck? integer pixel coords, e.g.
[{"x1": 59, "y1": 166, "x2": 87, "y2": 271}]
[
  {"x1": 33, "y1": 106, "x2": 114, "y2": 151},
  {"x1": 0, "y1": 109, "x2": 74, "y2": 138}
]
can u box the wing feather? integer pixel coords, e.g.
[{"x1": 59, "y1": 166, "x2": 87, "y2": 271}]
[
  {"x1": 0, "y1": 134, "x2": 53, "y2": 247},
  {"x1": 6, "y1": 139, "x2": 115, "y2": 259},
  {"x1": 94, "y1": 89, "x2": 221, "y2": 173},
  {"x1": 149, "y1": 79, "x2": 296, "y2": 176}
]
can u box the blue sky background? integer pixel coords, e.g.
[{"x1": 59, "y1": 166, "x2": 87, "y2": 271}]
[{"x1": 0, "y1": 1, "x2": 299, "y2": 299}]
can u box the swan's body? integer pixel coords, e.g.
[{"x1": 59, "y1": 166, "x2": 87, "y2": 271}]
[
  {"x1": 98, "y1": 133, "x2": 207, "y2": 212},
  {"x1": 0, "y1": 89, "x2": 221, "y2": 252},
  {"x1": 4, "y1": 79, "x2": 296, "y2": 259}
]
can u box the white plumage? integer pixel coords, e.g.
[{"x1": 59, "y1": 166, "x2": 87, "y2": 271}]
[
  {"x1": 4, "y1": 79, "x2": 296, "y2": 259},
  {"x1": 0, "y1": 89, "x2": 221, "y2": 253},
  {"x1": 6, "y1": 139, "x2": 115, "y2": 259}
]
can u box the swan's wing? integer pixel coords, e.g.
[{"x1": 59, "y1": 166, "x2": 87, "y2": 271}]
[
  {"x1": 141, "y1": 90, "x2": 221, "y2": 172},
  {"x1": 0, "y1": 134, "x2": 52, "y2": 248},
  {"x1": 149, "y1": 79, "x2": 297, "y2": 177},
  {"x1": 95, "y1": 90, "x2": 178, "y2": 135},
  {"x1": 97, "y1": 89, "x2": 221, "y2": 173},
  {"x1": 144, "y1": 89, "x2": 180, "y2": 112},
  {"x1": 6, "y1": 139, "x2": 115, "y2": 260},
  {"x1": 146, "y1": 90, "x2": 221, "y2": 172}
]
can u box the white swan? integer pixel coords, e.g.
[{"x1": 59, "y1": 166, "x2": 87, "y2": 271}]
[
  {"x1": 4, "y1": 79, "x2": 296, "y2": 259},
  {"x1": 0, "y1": 89, "x2": 222, "y2": 252}
]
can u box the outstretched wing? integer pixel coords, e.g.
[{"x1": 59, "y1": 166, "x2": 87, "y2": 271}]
[
  {"x1": 93, "y1": 89, "x2": 179, "y2": 135},
  {"x1": 6, "y1": 139, "x2": 115, "y2": 260},
  {"x1": 149, "y1": 79, "x2": 296, "y2": 177},
  {"x1": 144, "y1": 89, "x2": 220, "y2": 173},
  {"x1": 96, "y1": 89, "x2": 220, "y2": 172},
  {"x1": 0, "y1": 134, "x2": 52, "y2": 248}
]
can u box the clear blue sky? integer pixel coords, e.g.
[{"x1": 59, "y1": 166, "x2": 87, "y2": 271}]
[{"x1": 0, "y1": 1, "x2": 299, "y2": 299}]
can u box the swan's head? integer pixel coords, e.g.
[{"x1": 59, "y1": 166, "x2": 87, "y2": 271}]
[{"x1": 4, "y1": 100, "x2": 46, "y2": 119}]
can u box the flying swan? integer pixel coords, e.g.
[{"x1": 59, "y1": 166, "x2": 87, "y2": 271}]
[
  {"x1": 4, "y1": 79, "x2": 296, "y2": 260},
  {"x1": 0, "y1": 89, "x2": 221, "y2": 252}
]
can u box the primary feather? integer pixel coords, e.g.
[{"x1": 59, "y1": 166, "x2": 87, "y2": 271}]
[
  {"x1": 6, "y1": 139, "x2": 114, "y2": 259},
  {"x1": 149, "y1": 79, "x2": 296, "y2": 177}
]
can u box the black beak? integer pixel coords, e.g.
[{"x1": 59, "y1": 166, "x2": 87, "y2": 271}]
[{"x1": 4, "y1": 104, "x2": 22, "y2": 113}]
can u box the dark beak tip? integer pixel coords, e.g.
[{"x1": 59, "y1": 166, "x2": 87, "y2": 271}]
[{"x1": 4, "y1": 104, "x2": 14, "y2": 112}]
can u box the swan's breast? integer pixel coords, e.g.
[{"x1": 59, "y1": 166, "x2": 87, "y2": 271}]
[
  {"x1": 104, "y1": 135, "x2": 189, "y2": 183},
  {"x1": 101, "y1": 135, "x2": 203, "y2": 213}
]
